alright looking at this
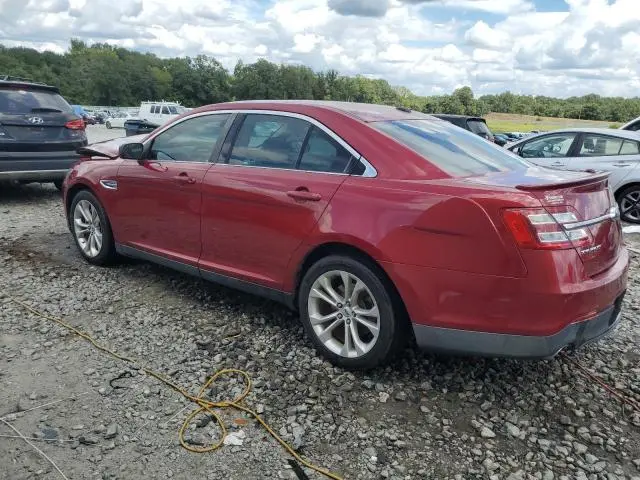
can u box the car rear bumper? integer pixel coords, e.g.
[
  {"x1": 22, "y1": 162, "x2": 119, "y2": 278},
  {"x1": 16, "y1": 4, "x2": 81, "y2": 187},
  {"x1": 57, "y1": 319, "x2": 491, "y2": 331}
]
[
  {"x1": 412, "y1": 293, "x2": 624, "y2": 358},
  {"x1": 0, "y1": 152, "x2": 80, "y2": 181}
]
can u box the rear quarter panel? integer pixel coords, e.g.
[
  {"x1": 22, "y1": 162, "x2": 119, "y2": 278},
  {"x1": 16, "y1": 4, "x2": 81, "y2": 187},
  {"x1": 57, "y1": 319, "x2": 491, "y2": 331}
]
[{"x1": 288, "y1": 176, "x2": 541, "y2": 290}]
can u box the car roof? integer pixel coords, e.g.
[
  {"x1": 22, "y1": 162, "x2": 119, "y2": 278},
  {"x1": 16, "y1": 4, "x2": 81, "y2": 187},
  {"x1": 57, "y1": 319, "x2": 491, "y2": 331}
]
[
  {"x1": 510, "y1": 127, "x2": 640, "y2": 144},
  {"x1": 202, "y1": 100, "x2": 439, "y2": 123},
  {"x1": 432, "y1": 114, "x2": 485, "y2": 121}
]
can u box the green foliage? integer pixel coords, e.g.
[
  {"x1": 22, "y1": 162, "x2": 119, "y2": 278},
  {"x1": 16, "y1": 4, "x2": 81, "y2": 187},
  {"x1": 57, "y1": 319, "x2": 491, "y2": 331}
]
[{"x1": 1, "y1": 41, "x2": 639, "y2": 123}]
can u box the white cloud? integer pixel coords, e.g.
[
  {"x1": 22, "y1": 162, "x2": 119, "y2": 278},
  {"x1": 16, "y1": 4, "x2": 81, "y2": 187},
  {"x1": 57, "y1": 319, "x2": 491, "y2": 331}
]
[{"x1": 0, "y1": 0, "x2": 638, "y2": 97}]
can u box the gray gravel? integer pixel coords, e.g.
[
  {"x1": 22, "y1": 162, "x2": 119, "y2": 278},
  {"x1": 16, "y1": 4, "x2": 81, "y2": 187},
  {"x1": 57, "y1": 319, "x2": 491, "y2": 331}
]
[{"x1": 1, "y1": 183, "x2": 639, "y2": 480}]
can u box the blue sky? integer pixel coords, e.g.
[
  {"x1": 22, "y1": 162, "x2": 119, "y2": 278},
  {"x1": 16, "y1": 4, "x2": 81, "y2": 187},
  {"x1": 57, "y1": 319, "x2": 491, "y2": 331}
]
[{"x1": 0, "y1": 0, "x2": 638, "y2": 98}]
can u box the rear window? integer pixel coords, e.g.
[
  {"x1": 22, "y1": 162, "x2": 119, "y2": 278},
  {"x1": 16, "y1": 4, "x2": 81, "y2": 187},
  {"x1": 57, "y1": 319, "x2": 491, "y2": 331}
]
[
  {"x1": 0, "y1": 88, "x2": 73, "y2": 114},
  {"x1": 372, "y1": 119, "x2": 529, "y2": 177},
  {"x1": 467, "y1": 119, "x2": 491, "y2": 136}
]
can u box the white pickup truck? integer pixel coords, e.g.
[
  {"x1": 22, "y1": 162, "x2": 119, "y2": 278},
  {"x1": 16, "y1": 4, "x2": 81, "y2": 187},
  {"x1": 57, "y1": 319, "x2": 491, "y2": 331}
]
[{"x1": 137, "y1": 101, "x2": 189, "y2": 126}]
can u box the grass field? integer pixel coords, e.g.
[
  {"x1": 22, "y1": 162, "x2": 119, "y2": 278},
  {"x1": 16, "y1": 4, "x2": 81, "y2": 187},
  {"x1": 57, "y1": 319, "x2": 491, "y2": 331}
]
[{"x1": 485, "y1": 112, "x2": 621, "y2": 134}]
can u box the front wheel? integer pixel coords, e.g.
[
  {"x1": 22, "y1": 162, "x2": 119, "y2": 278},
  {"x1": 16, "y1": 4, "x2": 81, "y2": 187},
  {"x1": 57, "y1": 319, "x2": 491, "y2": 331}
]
[
  {"x1": 69, "y1": 190, "x2": 117, "y2": 265},
  {"x1": 617, "y1": 185, "x2": 640, "y2": 223},
  {"x1": 105, "y1": 121, "x2": 112, "y2": 129},
  {"x1": 298, "y1": 255, "x2": 406, "y2": 369}
]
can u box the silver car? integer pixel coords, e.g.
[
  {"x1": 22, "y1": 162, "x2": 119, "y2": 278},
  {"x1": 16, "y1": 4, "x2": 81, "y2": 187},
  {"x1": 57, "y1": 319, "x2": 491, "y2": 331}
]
[{"x1": 506, "y1": 128, "x2": 640, "y2": 223}]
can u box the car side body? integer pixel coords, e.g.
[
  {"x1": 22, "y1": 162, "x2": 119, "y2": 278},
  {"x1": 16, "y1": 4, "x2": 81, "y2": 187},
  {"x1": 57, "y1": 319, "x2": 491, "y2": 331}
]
[
  {"x1": 63, "y1": 101, "x2": 628, "y2": 367},
  {"x1": 506, "y1": 127, "x2": 640, "y2": 223}
]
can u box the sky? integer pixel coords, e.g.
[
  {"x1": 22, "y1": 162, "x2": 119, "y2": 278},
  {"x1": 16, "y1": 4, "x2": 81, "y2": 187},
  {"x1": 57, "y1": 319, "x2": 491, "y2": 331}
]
[{"x1": 0, "y1": 0, "x2": 639, "y2": 98}]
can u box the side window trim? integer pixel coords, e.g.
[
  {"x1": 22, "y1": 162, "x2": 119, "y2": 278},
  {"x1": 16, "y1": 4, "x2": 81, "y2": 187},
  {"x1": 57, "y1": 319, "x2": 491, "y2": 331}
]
[{"x1": 142, "y1": 112, "x2": 235, "y2": 164}]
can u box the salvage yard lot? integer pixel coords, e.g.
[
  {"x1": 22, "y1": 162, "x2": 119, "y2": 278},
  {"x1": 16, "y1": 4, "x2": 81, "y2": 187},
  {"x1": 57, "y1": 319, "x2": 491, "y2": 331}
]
[
  {"x1": 1, "y1": 166, "x2": 639, "y2": 479},
  {"x1": 485, "y1": 113, "x2": 619, "y2": 134}
]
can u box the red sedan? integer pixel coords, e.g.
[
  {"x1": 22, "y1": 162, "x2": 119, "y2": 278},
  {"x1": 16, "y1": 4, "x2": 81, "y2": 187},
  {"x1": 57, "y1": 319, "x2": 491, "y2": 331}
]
[{"x1": 63, "y1": 101, "x2": 628, "y2": 368}]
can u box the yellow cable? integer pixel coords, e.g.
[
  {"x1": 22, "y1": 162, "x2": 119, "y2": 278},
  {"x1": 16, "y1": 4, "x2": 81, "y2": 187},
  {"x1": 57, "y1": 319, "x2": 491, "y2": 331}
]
[{"x1": 9, "y1": 297, "x2": 343, "y2": 480}]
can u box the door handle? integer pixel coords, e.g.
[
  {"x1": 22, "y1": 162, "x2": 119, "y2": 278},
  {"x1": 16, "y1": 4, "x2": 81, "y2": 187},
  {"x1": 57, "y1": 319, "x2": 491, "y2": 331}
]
[
  {"x1": 613, "y1": 163, "x2": 631, "y2": 167},
  {"x1": 286, "y1": 189, "x2": 322, "y2": 202},
  {"x1": 173, "y1": 172, "x2": 196, "y2": 185}
]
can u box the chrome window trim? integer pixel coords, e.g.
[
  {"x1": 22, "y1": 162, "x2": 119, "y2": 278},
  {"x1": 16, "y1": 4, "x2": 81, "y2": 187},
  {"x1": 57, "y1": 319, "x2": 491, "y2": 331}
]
[
  {"x1": 562, "y1": 206, "x2": 619, "y2": 230},
  {"x1": 143, "y1": 109, "x2": 378, "y2": 177}
]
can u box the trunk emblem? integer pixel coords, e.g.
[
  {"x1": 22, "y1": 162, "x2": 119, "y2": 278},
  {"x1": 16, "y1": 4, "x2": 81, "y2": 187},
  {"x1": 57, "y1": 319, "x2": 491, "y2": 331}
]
[
  {"x1": 544, "y1": 194, "x2": 564, "y2": 204},
  {"x1": 28, "y1": 116, "x2": 44, "y2": 124},
  {"x1": 580, "y1": 245, "x2": 602, "y2": 255}
]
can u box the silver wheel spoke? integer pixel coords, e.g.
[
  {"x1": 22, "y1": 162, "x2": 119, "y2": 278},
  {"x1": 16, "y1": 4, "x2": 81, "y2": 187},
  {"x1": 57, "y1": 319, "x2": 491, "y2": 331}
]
[
  {"x1": 349, "y1": 322, "x2": 368, "y2": 356},
  {"x1": 341, "y1": 322, "x2": 353, "y2": 357},
  {"x1": 320, "y1": 276, "x2": 344, "y2": 304},
  {"x1": 310, "y1": 310, "x2": 339, "y2": 326},
  {"x1": 78, "y1": 203, "x2": 91, "y2": 222},
  {"x1": 73, "y1": 199, "x2": 104, "y2": 258},
  {"x1": 355, "y1": 316, "x2": 380, "y2": 335},
  {"x1": 349, "y1": 279, "x2": 366, "y2": 305},
  {"x1": 311, "y1": 288, "x2": 338, "y2": 308},
  {"x1": 317, "y1": 318, "x2": 343, "y2": 343},
  {"x1": 341, "y1": 272, "x2": 353, "y2": 301}
]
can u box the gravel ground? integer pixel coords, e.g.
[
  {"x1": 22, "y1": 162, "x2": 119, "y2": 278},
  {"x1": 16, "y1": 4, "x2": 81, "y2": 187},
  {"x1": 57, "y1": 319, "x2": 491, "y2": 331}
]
[{"x1": 1, "y1": 178, "x2": 639, "y2": 479}]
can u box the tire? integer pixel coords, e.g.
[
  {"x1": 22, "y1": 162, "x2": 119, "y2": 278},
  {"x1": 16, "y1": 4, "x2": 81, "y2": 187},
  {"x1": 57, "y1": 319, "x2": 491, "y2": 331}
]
[
  {"x1": 617, "y1": 185, "x2": 640, "y2": 224},
  {"x1": 298, "y1": 255, "x2": 407, "y2": 369},
  {"x1": 53, "y1": 180, "x2": 63, "y2": 191},
  {"x1": 106, "y1": 121, "x2": 112, "y2": 129},
  {"x1": 69, "y1": 190, "x2": 117, "y2": 265}
]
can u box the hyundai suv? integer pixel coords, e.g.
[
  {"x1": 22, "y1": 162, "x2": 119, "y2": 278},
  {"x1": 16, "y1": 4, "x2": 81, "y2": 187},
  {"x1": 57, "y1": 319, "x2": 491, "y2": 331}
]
[{"x1": 0, "y1": 76, "x2": 87, "y2": 189}]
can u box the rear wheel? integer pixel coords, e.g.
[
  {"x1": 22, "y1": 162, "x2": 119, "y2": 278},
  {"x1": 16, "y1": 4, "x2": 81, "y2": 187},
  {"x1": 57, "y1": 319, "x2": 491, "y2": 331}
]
[
  {"x1": 617, "y1": 185, "x2": 640, "y2": 223},
  {"x1": 69, "y1": 190, "x2": 117, "y2": 265},
  {"x1": 298, "y1": 255, "x2": 406, "y2": 369}
]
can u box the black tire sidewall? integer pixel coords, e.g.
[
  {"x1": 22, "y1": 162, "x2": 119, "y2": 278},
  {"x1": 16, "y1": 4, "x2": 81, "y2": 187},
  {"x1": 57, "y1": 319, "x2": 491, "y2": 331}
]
[
  {"x1": 298, "y1": 255, "x2": 399, "y2": 369},
  {"x1": 69, "y1": 190, "x2": 116, "y2": 265},
  {"x1": 617, "y1": 186, "x2": 640, "y2": 223}
]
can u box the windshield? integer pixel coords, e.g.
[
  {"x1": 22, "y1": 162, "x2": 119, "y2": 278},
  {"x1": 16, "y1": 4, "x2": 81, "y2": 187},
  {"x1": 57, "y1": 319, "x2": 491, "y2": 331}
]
[
  {"x1": 0, "y1": 88, "x2": 73, "y2": 114},
  {"x1": 372, "y1": 119, "x2": 529, "y2": 177}
]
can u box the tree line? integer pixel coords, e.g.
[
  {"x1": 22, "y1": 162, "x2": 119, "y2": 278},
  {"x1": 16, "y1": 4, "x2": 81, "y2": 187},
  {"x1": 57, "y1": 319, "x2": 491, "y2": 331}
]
[{"x1": 1, "y1": 40, "x2": 639, "y2": 123}]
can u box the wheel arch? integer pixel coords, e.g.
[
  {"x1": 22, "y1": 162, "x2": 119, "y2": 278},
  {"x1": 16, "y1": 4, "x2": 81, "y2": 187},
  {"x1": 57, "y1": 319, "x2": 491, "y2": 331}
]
[
  {"x1": 292, "y1": 242, "x2": 412, "y2": 332},
  {"x1": 614, "y1": 181, "x2": 640, "y2": 200}
]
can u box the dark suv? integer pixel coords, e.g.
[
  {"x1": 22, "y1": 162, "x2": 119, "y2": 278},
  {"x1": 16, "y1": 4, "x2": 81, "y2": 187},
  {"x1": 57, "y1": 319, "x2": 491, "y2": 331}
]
[
  {"x1": 0, "y1": 76, "x2": 87, "y2": 189},
  {"x1": 432, "y1": 114, "x2": 495, "y2": 143}
]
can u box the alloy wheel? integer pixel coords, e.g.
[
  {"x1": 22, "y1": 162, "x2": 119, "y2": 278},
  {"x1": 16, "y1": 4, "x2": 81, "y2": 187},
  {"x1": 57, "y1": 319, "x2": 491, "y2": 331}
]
[
  {"x1": 620, "y1": 190, "x2": 640, "y2": 222},
  {"x1": 307, "y1": 270, "x2": 380, "y2": 358},
  {"x1": 73, "y1": 199, "x2": 103, "y2": 258}
]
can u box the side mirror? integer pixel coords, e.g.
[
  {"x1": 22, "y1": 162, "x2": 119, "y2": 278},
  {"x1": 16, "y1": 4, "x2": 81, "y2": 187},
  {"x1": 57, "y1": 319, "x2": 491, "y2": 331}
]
[{"x1": 119, "y1": 143, "x2": 145, "y2": 163}]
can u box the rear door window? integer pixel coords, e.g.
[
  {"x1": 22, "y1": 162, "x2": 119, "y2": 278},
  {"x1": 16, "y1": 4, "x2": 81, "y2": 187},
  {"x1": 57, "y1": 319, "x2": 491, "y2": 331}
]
[
  {"x1": 620, "y1": 140, "x2": 640, "y2": 155},
  {"x1": 298, "y1": 127, "x2": 352, "y2": 173},
  {"x1": 372, "y1": 119, "x2": 528, "y2": 177},
  {"x1": 578, "y1": 135, "x2": 624, "y2": 156},
  {"x1": 0, "y1": 88, "x2": 73, "y2": 114},
  {"x1": 161, "y1": 106, "x2": 170, "y2": 115},
  {"x1": 228, "y1": 114, "x2": 310, "y2": 170}
]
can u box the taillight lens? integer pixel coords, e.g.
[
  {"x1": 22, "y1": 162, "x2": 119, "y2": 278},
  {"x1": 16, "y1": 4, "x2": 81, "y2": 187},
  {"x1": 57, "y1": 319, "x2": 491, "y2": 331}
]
[
  {"x1": 503, "y1": 207, "x2": 591, "y2": 250},
  {"x1": 65, "y1": 119, "x2": 85, "y2": 130}
]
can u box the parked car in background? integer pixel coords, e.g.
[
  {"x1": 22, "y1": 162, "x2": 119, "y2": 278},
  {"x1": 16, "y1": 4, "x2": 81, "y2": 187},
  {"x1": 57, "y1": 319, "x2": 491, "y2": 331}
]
[
  {"x1": 0, "y1": 76, "x2": 87, "y2": 190},
  {"x1": 620, "y1": 116, "x2": 640, "y2": 132},
  {"x1": 105, "y1": 112, "x2": 134, "y2": 129},
  {"x1": 63, "y1": 101, "x2": 627, "y2": 368},
  {"x1": 432, "y1": 114, "x2": 495, "y2": 143},
  {"x1": 493, "y1": 133, "x2": 510, "y2": 146},
  {"x1": 507, "y1": 128, "x2": 640, "y2": 223}
]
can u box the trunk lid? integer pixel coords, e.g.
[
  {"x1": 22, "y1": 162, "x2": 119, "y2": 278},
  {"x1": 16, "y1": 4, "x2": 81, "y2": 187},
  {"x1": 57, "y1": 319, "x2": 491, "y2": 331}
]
[{"x1": 468, "y1": 167, "x2": 621, "y2": 277}]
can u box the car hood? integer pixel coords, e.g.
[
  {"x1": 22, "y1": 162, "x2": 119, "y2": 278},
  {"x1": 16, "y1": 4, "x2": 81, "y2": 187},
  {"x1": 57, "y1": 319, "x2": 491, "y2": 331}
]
[{"x1": 76, "y1": 134, "x2": 147, "y2": 159}]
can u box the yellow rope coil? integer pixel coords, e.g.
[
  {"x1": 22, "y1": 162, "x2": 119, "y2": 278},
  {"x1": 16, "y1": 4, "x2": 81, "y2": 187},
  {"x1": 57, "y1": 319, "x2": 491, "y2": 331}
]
[{"x1": 9, "y1": 297, "x2": 343, "y2": 480}]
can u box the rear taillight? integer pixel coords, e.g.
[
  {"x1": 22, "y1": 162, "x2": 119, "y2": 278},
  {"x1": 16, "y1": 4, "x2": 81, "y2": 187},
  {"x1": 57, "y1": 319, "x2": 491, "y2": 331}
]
[
  {"x1": 503, "y1": 207, "x2": 591, "y2": 250},
  {"x1": 65, "y1": 119, "x2": 85, "y2": 130}
]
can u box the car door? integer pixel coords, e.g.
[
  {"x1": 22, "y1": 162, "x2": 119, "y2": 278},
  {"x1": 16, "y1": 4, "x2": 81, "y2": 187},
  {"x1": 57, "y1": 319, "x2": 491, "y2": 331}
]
[
  {"x1": 199, "y1": 112, "x2": 354, "y2": 290},
  {"x1": 570, "y1": 133, "x2": 640, "y2": 191},
  {"x1": 510, "y1": 132, "x2": 579, "y2": 169},
  {"x1": 112, "y1": 113, "x2": 232, "y2": 267}
]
